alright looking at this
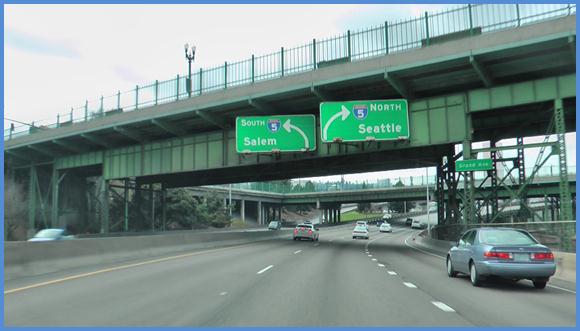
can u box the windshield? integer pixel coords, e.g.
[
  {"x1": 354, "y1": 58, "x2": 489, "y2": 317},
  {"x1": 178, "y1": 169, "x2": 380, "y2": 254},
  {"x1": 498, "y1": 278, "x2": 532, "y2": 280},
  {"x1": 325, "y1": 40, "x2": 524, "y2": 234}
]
[
  {"x1": 34, "y1": 229, "x2": 63, "y2": 238},
  {"x1": 269, "y1": 221, "x2": 278, "y2": 226},
  {"x1": 297, "y1": 224, "x2": 312, "y2": 229},
  {"x1": 479, "y1": 229, "x2": 538, "y2": 245}
]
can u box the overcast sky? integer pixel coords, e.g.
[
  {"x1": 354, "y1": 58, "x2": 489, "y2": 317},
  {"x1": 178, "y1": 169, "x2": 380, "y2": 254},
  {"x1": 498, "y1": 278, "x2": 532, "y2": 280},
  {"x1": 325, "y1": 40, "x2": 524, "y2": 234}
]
[{"x1": 4, "y1": 4, "x2": 575, "y2": 183}]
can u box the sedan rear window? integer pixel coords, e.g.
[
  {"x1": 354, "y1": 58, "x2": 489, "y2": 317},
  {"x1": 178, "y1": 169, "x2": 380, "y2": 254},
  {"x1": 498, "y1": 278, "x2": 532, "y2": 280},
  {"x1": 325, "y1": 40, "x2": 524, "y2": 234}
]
[
  {"x1": 479, "y1": 229, "x2": 538, "y2": 245},
  {"x1": 297, "y1": 224, "x2": 312, "y2": 229}
]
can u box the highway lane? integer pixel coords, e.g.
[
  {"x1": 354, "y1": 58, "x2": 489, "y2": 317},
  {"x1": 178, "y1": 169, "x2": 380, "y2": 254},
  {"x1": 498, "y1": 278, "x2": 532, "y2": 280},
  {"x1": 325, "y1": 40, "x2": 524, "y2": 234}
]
[{"x1": 4, "y1": 224, "x2": 575, "y2": 326}]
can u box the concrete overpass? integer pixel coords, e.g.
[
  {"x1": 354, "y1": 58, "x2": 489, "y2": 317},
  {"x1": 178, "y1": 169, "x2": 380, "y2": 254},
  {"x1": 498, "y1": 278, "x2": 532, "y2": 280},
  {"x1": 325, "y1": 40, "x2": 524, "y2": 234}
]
[{"x1": 4, "y1": 5, "x2": 576, "y2": 234}]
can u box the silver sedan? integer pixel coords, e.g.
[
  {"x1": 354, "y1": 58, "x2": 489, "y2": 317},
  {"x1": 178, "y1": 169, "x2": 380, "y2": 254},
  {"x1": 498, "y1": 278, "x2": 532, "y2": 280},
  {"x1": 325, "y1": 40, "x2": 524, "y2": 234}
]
[{"x1": 446, "y1": 227, "x2": 556, "y2": 289}]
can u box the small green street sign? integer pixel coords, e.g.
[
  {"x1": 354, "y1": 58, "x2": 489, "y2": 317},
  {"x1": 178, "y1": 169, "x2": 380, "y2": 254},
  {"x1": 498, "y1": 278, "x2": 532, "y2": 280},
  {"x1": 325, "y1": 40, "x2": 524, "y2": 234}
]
[
  {"x1": 456, "y1": 159, "x2": 493, "y2": 172},
  {"x1": 319, "y1": 99, "x2": 409, "y2": 143},
  {"x1": 236, "y1": 115, "x2": 316, "y2": 153}
]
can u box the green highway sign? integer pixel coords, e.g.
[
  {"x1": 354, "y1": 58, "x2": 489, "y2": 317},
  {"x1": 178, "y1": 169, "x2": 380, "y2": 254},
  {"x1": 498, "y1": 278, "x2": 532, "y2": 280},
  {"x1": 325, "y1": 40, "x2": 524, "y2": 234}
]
[
  {"x1": 319, "y1": 99, "x2": 409, "y2": 143},
  {"x1": 236, "y1": 115, "x2": 316, "y2": 153},
  {"x1": 456, "y1": 159, "x2": 493, "y2": 172}
]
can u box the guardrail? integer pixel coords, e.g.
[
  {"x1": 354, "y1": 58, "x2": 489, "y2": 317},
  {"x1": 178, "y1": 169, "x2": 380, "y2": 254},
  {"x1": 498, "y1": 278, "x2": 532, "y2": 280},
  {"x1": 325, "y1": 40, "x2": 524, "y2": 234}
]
[
  {"x1": 5, "y1": 4, "x2": 576, "y2": 141},
  {"x1": 429, "y1": 220, "x2": 576, "y2": 252}
]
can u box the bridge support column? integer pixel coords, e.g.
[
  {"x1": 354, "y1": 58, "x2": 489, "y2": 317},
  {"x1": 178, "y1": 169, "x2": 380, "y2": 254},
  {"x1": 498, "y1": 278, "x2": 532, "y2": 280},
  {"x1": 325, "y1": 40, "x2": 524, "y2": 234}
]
[
  {"x1": 101, "y1": 177, "x2": 109, "y2": 234},
  {"x1": 28, "y1": 165, "x2": 38, "y2": 238},
  {"x1": 555, "y1": 98, "x2": 573, "y2": 220},
  {"x1": 161, "y1": 185, "x2": 167, "y2": 231},
  {"x1": 241, "y1": 199, "x2": 246, "y2": 222},
  {"x1": 257, "y1": 200, "x2": 262, "y2": 225}
]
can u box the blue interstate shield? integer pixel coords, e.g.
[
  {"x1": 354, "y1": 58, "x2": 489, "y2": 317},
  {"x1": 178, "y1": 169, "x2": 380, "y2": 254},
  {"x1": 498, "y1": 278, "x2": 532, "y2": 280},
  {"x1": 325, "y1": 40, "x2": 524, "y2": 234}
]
[
  {"x1": 352, "y1": 105, "x2": 368, "y2": 120},
  {"x1": 267, "y1": 119, "x2": 281, "y2": 133}
]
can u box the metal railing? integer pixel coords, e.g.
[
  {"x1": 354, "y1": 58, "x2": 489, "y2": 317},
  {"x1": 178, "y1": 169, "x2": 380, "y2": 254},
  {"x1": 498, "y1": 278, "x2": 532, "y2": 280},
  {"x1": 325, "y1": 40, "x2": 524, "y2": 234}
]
[
  {"x1": 214, "y1": 165, "x2": 575, "y2": 195},
  {"x1": 5, "y1": 4, "x2": 576, "y2": 141},
  {"x1": 430, "y1": 220, "x2": 576, "y2": 252}
]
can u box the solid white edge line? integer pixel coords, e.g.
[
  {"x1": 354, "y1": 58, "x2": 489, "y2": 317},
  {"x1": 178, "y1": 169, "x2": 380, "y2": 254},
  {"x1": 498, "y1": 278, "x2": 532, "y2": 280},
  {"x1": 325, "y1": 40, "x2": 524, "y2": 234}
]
[
  {"x1": 405, "y1": 233, "x2": 577, "y2": 294},
  {"x1": 403, "y1": 282, "x2": 417, "y2": 288},
  {"x1": 432, "y1": 301, "x2": 455, "y2": 312},
  {"x1": 257, "y1": 265, "x2": 274, "y2": 274},
  {"x1": 294, "y1": 250, "x2": 302, "y2": 254}
]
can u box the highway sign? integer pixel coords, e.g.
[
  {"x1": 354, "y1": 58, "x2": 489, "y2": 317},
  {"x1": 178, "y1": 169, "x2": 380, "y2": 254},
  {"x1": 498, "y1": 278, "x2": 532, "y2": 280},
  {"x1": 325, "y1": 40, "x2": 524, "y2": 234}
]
[
  {"x1": 236, "y1": 115, "x2": 316, "y2": 153},
  {"x1": 456, "y1": 159, "x2": 493, "y2": 172},
  {"x1": 319, "y1": 99, "x2": 409, "y2": 143}
]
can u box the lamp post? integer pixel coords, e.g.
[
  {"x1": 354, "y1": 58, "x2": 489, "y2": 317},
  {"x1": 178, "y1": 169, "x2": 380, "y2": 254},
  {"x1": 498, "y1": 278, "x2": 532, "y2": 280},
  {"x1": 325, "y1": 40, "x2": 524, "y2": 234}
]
[{"x1": 184, "y1": 43, "x2": 196, "y2": 97}]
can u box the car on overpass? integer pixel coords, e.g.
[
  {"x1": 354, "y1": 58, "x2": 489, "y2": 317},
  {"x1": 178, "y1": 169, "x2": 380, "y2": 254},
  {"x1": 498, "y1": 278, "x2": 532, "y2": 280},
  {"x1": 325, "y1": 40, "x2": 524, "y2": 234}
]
[
  {"x1": 352, "y1": 225, "x2": 370, "y2": 240},
  {"x1": 446, "y1": 228, "x2": 556, "y2": 289},
  {"x1": 293, "y1": 223, "x2": 319, "y2": 241}
]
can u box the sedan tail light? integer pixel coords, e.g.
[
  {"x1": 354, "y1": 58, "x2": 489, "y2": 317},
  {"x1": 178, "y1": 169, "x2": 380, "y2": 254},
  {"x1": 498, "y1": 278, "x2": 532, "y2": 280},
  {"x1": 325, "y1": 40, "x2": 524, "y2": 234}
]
[
  {"x1": 308, "y1": 230, "x2": 313, "y2": 235},
  {"x1": 293, "y1": 229, "x2": 298, "y2": 234},
  {"x1": 531, "y1": 252, "x2": 554, "y2": 260},
  {"x1": 484, "y1": 251, "x2": 513, "y2": 260}
]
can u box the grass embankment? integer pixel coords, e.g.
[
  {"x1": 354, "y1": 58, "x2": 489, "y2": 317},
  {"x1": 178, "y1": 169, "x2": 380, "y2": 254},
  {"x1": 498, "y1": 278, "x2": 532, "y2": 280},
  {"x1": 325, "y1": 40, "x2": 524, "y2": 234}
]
[{"x1": 340, "y1": 210, "x2": 383, "y2": 222}]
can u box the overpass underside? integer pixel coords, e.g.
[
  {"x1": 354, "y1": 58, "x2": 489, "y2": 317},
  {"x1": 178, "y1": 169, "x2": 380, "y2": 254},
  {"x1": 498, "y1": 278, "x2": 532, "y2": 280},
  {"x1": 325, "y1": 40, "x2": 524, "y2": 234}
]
[{"x1": 4, "y1": 14, "x2": 576, "y2": 235}]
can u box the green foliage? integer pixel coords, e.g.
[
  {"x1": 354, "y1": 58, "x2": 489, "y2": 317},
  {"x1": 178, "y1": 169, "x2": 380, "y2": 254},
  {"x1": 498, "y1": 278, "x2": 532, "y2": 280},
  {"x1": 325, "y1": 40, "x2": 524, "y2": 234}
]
[
  {"x1": 341, "y1": 210, "x2": 382, "y2": 222},
  {"x1": 304, "y1": 180, "x2": 315, "y2": 192}
]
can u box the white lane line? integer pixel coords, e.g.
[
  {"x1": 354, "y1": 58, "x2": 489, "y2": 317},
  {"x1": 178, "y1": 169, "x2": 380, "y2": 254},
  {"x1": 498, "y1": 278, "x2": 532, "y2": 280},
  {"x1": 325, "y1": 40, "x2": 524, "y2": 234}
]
[
  {"x1": 372, "y1": 258, "x2": 377, "y2": 262},
  {"x1": 403, "y1": 282, "x2": 417, "y2": 288},
  {"x1": 294, "y1": 250, "x2": 302, "y2": 254},
  {"x1": 377, "y1": 264, "x2": 385, "y2": 267},
  {"x1": 547, "y1": 284, "x2": 576, "y2": 294},
  {"x1": 367, "y1": 255, "x2": 372, "y2": 257},
  {"x1": 257, "y1": 265, "x2": 274, "y2": 274},
  {"x1": 387, "y1": 271, "x2": 397, "y2": 275},
  {"x1": 314, "y1": 243, "x2": 320, "y2": 247},
  {"x1": 220, "y1": 292, "x2": 228, "y2": 296},
  {"x1": 432, "y1": 301, "x2": 455, "y2": 312}
]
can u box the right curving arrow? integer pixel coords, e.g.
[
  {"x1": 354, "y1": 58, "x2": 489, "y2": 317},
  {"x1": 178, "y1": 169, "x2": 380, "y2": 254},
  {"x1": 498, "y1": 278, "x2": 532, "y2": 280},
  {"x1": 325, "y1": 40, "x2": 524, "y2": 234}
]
[
  {"x1": 283, "y1": 119, "x2": 309, "y2": 150},
  {"x1": 322, "y1": 105, "x2": 350, "y2": 141}
]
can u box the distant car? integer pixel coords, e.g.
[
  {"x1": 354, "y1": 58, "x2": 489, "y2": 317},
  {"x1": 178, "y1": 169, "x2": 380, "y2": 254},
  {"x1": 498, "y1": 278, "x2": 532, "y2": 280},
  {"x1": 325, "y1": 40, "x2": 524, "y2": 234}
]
[
  {"x1": 382, "y1": 213, "x2": 392, "y2": 220},
  {"x1": 405, "y1": 218, "x2": 413, "y2": 226},
  {"x1": 411, "y1": 219, "x2": 423, "y2": 229},
  {"x1": 304, "y1": 220, "x2": 312, "y2": 224},
  {"x1": 355, "y1": 221, "x2": 369, "y2": 229},
  {"x1": 379, "y1": 222, "x2": 392, "y2": 233},
  {"x1": 28, "y1": 228, "x2": 75, "y2": 242},
  {"x1": 268, "y1": 220, "x2": 282, "y2": 230},
  {"x1": 446, "y1": 228, "x2": 556, "y2": 289},
  {"x1": 293, "y1": 223, "x2": 319, "y2": 241},
  {"x1": 352, "y1": 225, "x2": 369, "y2": 239}
]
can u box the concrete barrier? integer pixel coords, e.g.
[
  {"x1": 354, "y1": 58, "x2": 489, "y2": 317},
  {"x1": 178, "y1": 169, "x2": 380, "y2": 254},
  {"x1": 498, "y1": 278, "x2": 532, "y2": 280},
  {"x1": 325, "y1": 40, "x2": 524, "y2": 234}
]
[
  {"x1": 5, "y1": 229, "x2": 291, "y2": 281},
  {"x1": 414, "y1": 232, "x2": 576, "y2": 283}
]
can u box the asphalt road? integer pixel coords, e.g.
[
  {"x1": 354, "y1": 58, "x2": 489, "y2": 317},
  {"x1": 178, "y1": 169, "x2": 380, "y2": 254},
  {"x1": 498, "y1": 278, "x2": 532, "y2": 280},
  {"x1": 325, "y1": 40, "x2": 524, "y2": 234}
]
[{"x1": 4, "y1": 224, "x2": 576, "y2": 326}]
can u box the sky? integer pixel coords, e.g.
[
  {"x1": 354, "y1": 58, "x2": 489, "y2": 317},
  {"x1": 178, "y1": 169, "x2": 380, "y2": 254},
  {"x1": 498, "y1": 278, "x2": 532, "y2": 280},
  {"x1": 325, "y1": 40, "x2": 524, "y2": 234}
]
[{"x1": 4, "y1": 4, "x2": 576, "y2": 183}]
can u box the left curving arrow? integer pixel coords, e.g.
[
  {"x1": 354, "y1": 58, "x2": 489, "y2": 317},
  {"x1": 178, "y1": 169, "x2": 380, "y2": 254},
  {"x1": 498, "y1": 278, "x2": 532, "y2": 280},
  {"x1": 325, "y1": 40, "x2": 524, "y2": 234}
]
[{"x1": 283, "y1": 119, "x2": 309, "y2": 150}]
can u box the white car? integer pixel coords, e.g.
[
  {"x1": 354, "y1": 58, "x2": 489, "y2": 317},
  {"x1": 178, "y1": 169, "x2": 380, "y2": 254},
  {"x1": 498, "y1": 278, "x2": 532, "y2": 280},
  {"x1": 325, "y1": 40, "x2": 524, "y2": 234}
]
[
  {"x1": 352, "y1": 225, "x2": 369, "y2": 239},
  {"x1": 379, "y1": 222, "x2": 392, "y2": 233},
  {"x1": 411, "y1": 219, "x2": 423, "y2": 229},
  {"x1": 382, "y1": 213, "x2": 392, "y2": 220}
]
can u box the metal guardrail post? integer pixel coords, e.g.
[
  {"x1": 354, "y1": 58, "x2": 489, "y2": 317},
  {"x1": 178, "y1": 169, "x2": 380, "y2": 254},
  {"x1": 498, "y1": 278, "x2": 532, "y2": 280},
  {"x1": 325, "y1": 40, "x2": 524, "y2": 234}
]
[
  {"x1": 70, "y1": 108, "x2": 73, "y2": 122},
  {"x1": 516, "y1": 4, "x2": 521, "y2": 27},
  {"x1": 155, "y1": 80, "x2": 158, "y2": 106},
  {"x1": 224, "y1": 61, "x2": 228, "y2": 89},
  {"x1": 468, "y1": 4, "x2": 474, "y2": 36},
  {"x1": 100, "y1": 95, "x2": 104, "y2": 116},
  {"x1": 251, "y1": 54, "x2": 255, "y2": 83},
  {"x1": 347, "y1": 30, "x2": 352, "y2": 59},
  {"x1": 176, "y1": 75, "x2": 180, "y2": 100},
  {"x1": 384, "y1": 21, "x2": 389, "y2": 54},
  {"x1": 199, "y1": 68, "x2": 203, "y2": 95},
  {"x1": 57, "y1": 114, "x2": 60, "y2": 127},
  {"x1": 281, "y1": 47, "x2": 284, "y2": 77},
  {"x1": 117, "y1": 90, "x2": 121, "y2": 110},
  {"x1": 9, "y1": 123, "x2": 14, "y2": 140},
  {"x1": 135, "y1": 85, "x2": 139, "y2": 110},
  {"x1": 424, "y1": 12, "x2": 430, "y2": 46},
  {"x1": 84, "y1": 100, "x2": 88, "y2": 121},
  {"x1": 312, "y1": 38, "x2": 317, "y2": 70}
]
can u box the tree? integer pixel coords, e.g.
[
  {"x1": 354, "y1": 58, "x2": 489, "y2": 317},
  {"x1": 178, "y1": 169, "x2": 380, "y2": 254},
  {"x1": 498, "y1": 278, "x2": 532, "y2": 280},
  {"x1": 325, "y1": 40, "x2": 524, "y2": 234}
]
[
  {"x1": 4, "y1": 177, "x2": 28, "y2": 240},
  {"x1": 304, "y1": 180, "x2": 315, "y2": 192}
]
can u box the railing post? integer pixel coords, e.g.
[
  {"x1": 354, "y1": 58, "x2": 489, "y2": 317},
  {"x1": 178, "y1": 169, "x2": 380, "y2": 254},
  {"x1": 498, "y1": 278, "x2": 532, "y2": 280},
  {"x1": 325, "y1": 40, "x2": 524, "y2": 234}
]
[
  {"x1": 384, "y1": 21, "x2": 389, "y2": 54},
  {"x1": 100, "y1": 95, "x2": 104, "y2": 115},
  {"x1": 347, "y1": 30, "x2": 352, "y2": 60},
  {"x1": 135, "y1": 85, "x2": 139, "y2": 110},
  {"x1": 224, "y1": 61, "x2": 228, "y2": 89},
  {"x1": 516, "y1": 4, "x2": 521, "y2": 27},
  {"x1": 199, "y1": 68, "x2": 203, "y2": 95},
  {"x1": 281, "y1": 47, "x2": 284, "y2": 77},
  {"x1": 176, "y1": 74, "x2": 180, "y2": 100},
  {"x1": 56, "y1": 114, "x2": 60, "y2": 127},
  {"x1": 312, "y1": 38, "x2": 317, "y2": 70},
  {"x1": 568, "y1": 3, "x2": 571, "y2": 15},
  {"x1": 468, "y1": 4, "x2": 474, "y2": 36},
  {"x1": 117, "y1": 90, "x2": 121, "y2": 110},
  {"x1": 9, "y1": 123, "x2": 14, "y2": 140},
  {"x1": 84, "y1": 100, "x2": 88, "y2": 121},
  {"x1": 424, "y1": 11, "x2": 430, "y2": 46},
  {"x1": 251, "y1": 54, "x2": 255, "y2": 83},
  {"x1": 70, "y1": 107, "x2": 73, "y2": 122},
  {"x1": 155, "y1": 80, "x2": 159, "y2": 105}
]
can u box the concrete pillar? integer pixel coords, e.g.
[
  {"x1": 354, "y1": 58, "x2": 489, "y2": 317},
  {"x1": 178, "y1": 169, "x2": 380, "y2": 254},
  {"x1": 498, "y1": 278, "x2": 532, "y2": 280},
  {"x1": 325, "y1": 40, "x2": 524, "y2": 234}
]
[
  {"x1": 241, "y1": 199, "x2": 246, "y2": 222},
  {"x1": 334, "y1": 209, "x2": 338, "y2": 224},
  {"x1": 257, "y1": 200, "x2": 262, "y2": 225},
  {"x1": 338, "y1": 209, "x2": 342, "y2": 223}
]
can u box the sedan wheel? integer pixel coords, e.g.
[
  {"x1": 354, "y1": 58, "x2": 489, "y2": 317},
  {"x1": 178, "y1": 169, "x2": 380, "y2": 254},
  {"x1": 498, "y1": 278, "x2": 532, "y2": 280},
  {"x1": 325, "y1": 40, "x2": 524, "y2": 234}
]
[
  {"x1": 470, "y1": 262, "x2": 482, "y2": 287},
  {"x1": 533, "y1": 280, "x2": 547, "y2": 289},
  {"x1": 446, "y1": 256, "x2": 457, "y2": 277}
]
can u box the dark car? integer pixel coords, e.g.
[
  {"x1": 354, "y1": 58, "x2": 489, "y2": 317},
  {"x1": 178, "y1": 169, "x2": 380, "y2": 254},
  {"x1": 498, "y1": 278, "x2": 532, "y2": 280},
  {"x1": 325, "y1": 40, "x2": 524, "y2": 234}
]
[
  {"x1": 405, "y1": 218, "x2": 413, "y2": 226},
  {"x1": 446, "y1": 228, "x2": 556, "y2": 289}
]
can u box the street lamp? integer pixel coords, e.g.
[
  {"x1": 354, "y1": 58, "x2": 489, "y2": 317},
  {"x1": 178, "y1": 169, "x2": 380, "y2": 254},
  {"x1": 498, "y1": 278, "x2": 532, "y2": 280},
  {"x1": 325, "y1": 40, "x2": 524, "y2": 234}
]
[{"x1": 184, "y1": 43, "x2": 196, "y2": 97}]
